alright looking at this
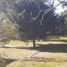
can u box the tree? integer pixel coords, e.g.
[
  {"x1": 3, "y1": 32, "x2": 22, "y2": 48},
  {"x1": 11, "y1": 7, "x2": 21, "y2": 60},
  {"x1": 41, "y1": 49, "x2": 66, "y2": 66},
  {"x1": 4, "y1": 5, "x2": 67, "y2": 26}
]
[
  {"x1": 61, "y1": 10, "x2": 67, "y2": 34},
  {"x1": 58, "y1": 0, "x2": 67, "y2": 35},
  {"x1": 0, "y1": 0, "x2": 65, "y2": 47},
  {"x1": 0, "y1": 12, "x2": 20, "y2": 42},
  {"x1": 14, "y1": 0, "x2": 57, "y2": 47}
]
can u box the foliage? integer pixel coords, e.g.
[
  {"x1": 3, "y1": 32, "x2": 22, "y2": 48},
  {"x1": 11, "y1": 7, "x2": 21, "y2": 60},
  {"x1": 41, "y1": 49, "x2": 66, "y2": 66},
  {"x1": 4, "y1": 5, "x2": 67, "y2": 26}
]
[
  {"x1": 61, "y1": 10, "x2": 67, "y2": 34},
  {"x1": 1, "y1": 0, "x2": 59, "y2": 40},
  {"x1": 0, "y1": 13, "x2": 20, "y2": 41}
]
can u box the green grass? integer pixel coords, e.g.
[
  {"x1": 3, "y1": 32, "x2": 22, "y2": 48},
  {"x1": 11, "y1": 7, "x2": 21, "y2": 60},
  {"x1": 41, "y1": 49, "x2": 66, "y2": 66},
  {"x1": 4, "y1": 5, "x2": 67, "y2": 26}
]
[
  {"x1": 7, "y1": 40, "x2": 32, "y2": 46},
  {"x1": 0, "y1": 35, "x2": 67, "y2": 46},
  {"x1": 22, "y1": 61, "x2": 60, "y2": 67},
  {"x1": 49, "y1": 36, "x2": 67, "y2": 41},
  {"x1": 6, "y1": 36, "x2": 67, "y2": 46},
  {"x1": 58, "y1": 36, "x2": 67, "y2": 40},
  {"x1": 7, "y1": 61, "x2": 67, "y2": 67},
  {"x1": 0, "y1": 36, "x2": 67, "y2": 67}
]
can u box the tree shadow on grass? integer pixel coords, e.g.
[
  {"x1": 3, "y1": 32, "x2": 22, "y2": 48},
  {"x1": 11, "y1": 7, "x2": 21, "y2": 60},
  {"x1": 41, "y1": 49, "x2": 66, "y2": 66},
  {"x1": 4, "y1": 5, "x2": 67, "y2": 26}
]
[
  {"x1": 33, "y1": 44, "x2": 67, "y2": 53},
  {"x1": 2, "y1": 44, "x2": 67, "y2": 53},
  {"x1": 15, "y1": 44, "x2": 67, "y2": 53}
]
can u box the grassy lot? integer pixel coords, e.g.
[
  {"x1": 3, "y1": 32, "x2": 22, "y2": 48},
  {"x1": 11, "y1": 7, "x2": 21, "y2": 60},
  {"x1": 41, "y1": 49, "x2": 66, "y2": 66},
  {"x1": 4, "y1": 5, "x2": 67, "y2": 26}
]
[
  {"x1": 52, "y1": 36, "x2": 67, "y2": 40},
  {"x1": 9, "y1": 35, "x2": 67, "y2": 45},
  {"x1": 0, "y1": 48, "x2": 67, "y2": 62},
  {"x1": 46, "y1": 35, "x2": 67, "y2": 40},
  {"x1": 5, "y1": 40, "x2": 33, "y2": 47},
  {"x1": 0, "y1": 35, "x2": 67, "y2": 47},
  {"x1": 6, "y1": 61, "x2": 67, "y2": 67},
  {"x1": 0, "y1": 35, "x2": 66, "y2": 47},
  {"x1": 0, "y1": 36, "x2": 67, "y2": 67}
]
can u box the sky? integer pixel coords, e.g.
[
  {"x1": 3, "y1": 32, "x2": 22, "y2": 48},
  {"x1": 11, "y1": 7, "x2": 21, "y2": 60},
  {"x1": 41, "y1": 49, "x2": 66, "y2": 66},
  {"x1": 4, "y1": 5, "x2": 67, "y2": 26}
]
[{"x1": 54, "y1": 0, "x2": 67, "y2": 14}]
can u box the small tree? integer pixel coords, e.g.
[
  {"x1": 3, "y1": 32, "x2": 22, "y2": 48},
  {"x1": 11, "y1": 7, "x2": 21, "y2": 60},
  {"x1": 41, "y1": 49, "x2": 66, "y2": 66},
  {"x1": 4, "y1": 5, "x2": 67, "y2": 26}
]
[{"x1": 0, "y1": 18, "x2": 20, "y2": 42}]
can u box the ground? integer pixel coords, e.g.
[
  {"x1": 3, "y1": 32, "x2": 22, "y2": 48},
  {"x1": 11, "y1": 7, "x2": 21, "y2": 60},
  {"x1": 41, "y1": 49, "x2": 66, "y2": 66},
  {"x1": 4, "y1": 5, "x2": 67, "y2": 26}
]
[{"x1": 0, "y1": 36, "x2": 67, "y2": 67}]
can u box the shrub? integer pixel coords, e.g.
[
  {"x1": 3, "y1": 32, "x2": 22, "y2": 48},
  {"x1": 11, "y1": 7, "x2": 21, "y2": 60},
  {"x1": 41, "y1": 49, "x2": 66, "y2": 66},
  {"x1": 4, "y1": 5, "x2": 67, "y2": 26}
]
[
  {"x1": 0, "y1": 19, "x2": 20, "y2": 42},
  {"x1": 0, "y1": 55, "x2": 6, "y2": 67}
]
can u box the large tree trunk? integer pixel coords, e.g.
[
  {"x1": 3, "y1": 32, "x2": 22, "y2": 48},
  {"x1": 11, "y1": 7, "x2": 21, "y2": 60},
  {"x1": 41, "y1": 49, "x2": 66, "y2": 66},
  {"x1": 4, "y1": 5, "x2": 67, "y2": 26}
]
[{"x1": 33, "y1": 39, "x2": 36, "y2": 48}]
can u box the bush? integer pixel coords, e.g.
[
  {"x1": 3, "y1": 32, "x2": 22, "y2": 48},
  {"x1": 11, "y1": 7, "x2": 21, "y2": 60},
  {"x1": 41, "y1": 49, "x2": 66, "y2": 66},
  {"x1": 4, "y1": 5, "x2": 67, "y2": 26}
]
[
  {"x1": 0, "y1": 19, "x2": 20, "y2": 41},
  {"x1": 0, "y1": 55, "x2": 6, "y2": 67}
]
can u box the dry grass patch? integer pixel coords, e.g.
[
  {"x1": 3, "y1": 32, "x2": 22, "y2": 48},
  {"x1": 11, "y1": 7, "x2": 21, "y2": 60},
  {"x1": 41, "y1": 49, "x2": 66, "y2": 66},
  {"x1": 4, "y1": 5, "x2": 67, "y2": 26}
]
[
  {"x1": 0, "y1": 48, "x2": 67, "y2": 62},
  {"x1": 6, "y1": 61, "x2": 67, "y2": 67},
  {"x1": 7, "y1": 61, "x2": 23, "y2": 67}
]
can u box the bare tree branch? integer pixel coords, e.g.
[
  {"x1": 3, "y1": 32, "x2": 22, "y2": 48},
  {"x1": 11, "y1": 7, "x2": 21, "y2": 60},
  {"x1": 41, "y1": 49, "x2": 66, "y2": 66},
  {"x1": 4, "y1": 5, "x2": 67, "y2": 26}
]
[
  {"x1": 58, "y1": 0, "x2": 67, "y2": 7},
  {"x1": 50, "y1": 0, "x2": 55, "y2": 7},
  {"x1": 40, "y1": 2, "x2": 62, "y2": 26},
  {"x1": 30, "y1": 0, "x2": 62, "y2": 26},
  {"x1": 17, "y1": 9, "x2": 26, "y2": 20},
  {"x1": 16, "y1": 0, "x2": 66, "y2": 26},
  {"x1": 58, "y1": 0, "x2": 65, "y2": 3},
  {"x1": 31, "y1": 1, "x2": 42, "y2": 20}
]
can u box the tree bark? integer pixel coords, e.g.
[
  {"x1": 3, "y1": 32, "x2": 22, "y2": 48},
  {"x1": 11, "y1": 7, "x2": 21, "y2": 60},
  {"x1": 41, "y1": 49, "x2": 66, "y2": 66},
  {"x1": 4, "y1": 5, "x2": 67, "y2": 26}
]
[{"x1": 33, "y1": 39, "x2": 36, "y2": 48}]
